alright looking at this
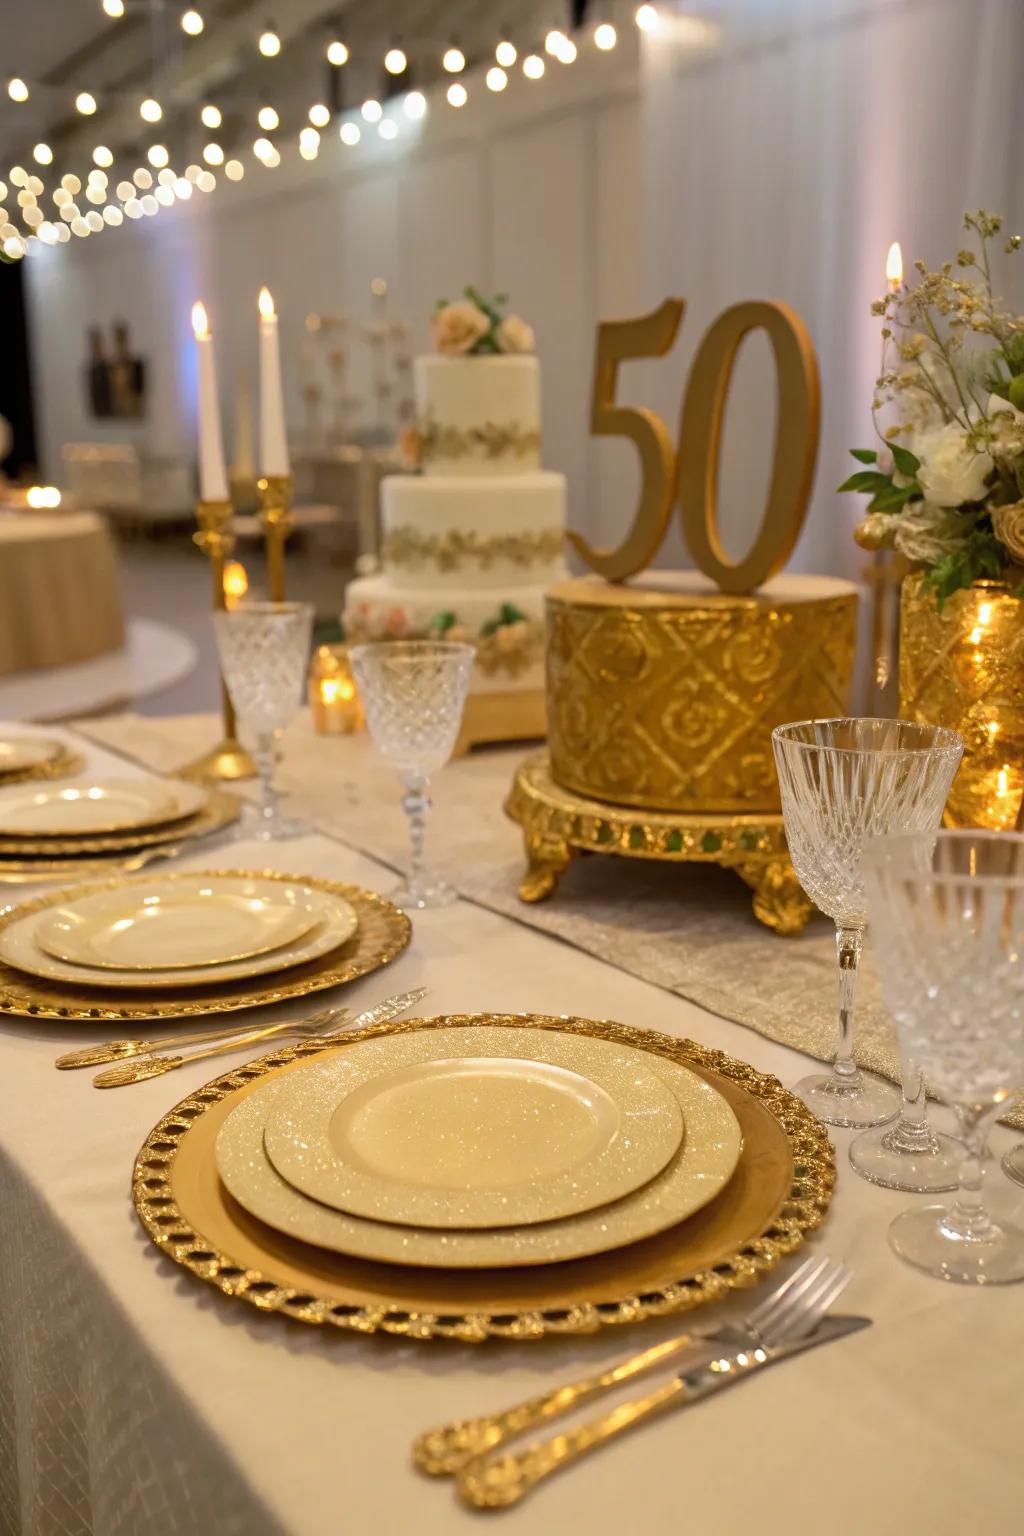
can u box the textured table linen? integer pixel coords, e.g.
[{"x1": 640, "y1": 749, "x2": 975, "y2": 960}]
[
  {"x1": 0, "y1": 514, "x2": 124, "y2": 677},
  {"x1": 1, "y1": 720, "x2": 1022, "y2": 1536}
]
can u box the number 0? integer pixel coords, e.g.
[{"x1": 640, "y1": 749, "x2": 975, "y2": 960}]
[{"x1": 676, "y1": 301, "x2": 820, "y2": 594}]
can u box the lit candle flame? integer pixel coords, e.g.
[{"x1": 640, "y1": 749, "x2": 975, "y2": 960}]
[
  {"x1": 191, "y1": 300, "x2": 209, "y2": 339},
  {"x1": 998, "y1": 766, "x2": 1010, "y2": 797},
  {"x1": 258, "y1": 285, "x2": 276, "y2": 321},
  {"x1": 223, "y1": 560, "x2": 248, "y2": 608},
  {"x1": 886, "y1": 241, "x2": 903, "y2": 291},
  {"x1": 978, "y1": 601, "x2": 992, "y2": 625}
]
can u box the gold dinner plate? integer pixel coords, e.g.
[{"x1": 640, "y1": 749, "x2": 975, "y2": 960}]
[
  {"x1": 260, "y1": 1027, "x2": 687, "y2": 1230},
  {"x1": 0, "y1": 871, "x2": 410, "y2": 1021},
  {"x1": 0, "y1": 777, "x2": 206, "y2": 837},
  {"x1": 0, "y1": 877, "x2": 359, "y2": 988},
  {"x1": 0, "y1": 737, "x2": 64, "y2": 775},
  {"x1": 0, "y1": 787, "x2": 237, "y2": 859},
  {"x1": 218, "y1": 1039, "x2": 739, "y2": 1264},
  {"x1": 133, "y1": 1014, "x2": 835, "y2": 1341},
  {"x1": 34, "y1": 874, "x2": 336, "y2": 971}
]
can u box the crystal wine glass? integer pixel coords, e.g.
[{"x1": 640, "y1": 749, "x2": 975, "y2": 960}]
[
  {"x1": 772, "y1": 718, "x2": 963, "y2": 1131},
  {"x1": 213, "y1": 600, "x2": 314, "y2": 841},
  {"x1": 864, "y1": 829, "x2": 1024, "y2": 1283},
  {"x1": 351, "y1": 640, "x2": 474, "y2": 908}
]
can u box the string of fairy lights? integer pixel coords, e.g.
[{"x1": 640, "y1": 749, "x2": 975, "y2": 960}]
[{"x1": 0, "y1": 5, "x2": 671, "y2": 262}]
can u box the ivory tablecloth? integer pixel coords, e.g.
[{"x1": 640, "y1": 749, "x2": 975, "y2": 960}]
[
  {"x1": 0, "y1": 720, "x2": 1022, "y2": 1536},
  {"x1": 0, "y1": 514, "x2": 124, "y2": 677}
]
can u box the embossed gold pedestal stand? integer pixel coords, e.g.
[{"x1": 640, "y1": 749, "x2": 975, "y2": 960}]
[
  {"x1": 179, "y1": 499, "x2": 257, "y2": 784},
  {"x1": 506, "y1": 752, "x2": 813, "y2": 934}
]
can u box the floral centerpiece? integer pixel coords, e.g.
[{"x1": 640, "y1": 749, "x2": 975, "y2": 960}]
[
  {"x1": 431, "y1": 288, "x2": 535, "y2": 356},
  {"x1": 843, "y1": 210, "x2": 1024, "y2": 829}
]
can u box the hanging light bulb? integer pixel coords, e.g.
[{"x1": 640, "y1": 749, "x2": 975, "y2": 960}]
[
  {"x1": 7, "y1": 78, "x2": 28, "y2": 103},
  {"x1": 147, "y1": 144, "x2": 169, "y2": 168},
  {"x1": 253, "y1": 137, "x2": 274, "y2": 161},
  {"x1": 86, "y1": 210, "x2": 104, "y2": 231},
  {"x1": 308, "y1": 103, "x2": 330, "y2": 127},
  {"x1": 634, "y1": 4, "x2": 660, "y2": 31},
  {"x1": 326, "y1": 40, "x2": 348, "y2": 66},
  {"x1": 102, "y1": 0, "x2": 124, "y2": 15},
  {"x1": 196, "y1": 171, "x2": 215, "y2": 192},
  {"x1": 522, "y1": 54, "x2": 545, "y2": 79},
  {"x1": 140, "y1": 98, "x2": 162, "y2": 123},
  {"x1": 124, "y1": 199, "x2": 143, "y2": 219},
  {"x1": 55, "y1": 223, "x2": 70, "y2": 243},
  {"x1": 103, "y1": 205, "x2": 123, "y2": 226},
  {"x1": 403, "y1": 90, "x2": 427, "y2": 121},
  {"x1": 92, "y1": 145, "x2": 113, "y2": 167},
  {"x1": 299, "y1": 127, "x2": 320, "y2": 159},
  {"x1": 33, "y1": 144, "x2": 53, "y2": 165},
  {"x1": 201, "y1": 104, "x2": 221, "y2": 129},
  {"x1": 174, "y1": 178, "x2": 192, "y2": 199},
  {"x1": 442, "y1": 46, "x2": 466, "y2": 73},
  {"x1": 384, "y1": 47, "x2": 407, "y2": 74},
  {"x1": 361, "y1": 98, "x2": 383, "y2": 123},
  {"x1": 263, "y1": 146, "x2": 281, "y2": 167},
  {"x1": 38, "y1": 221, "x2": 58, "y2": 245},
  {"x1": 140, "y1": 194, "x2": 158, "y2": 215},
  {"x1": 181, "y1": 8, "x2": 203, "y2": 35},
  {"x1": 155, "y1": 184, "x2": 174, "y2": 206},
  {"x1": 185, "y1": 164, "x2": 202, "y2": 181},
  {"x1": 225, "y1": 159, "x2": 244, "y2": 181},
  {"x1": 446, "y1": 82, "x2": 467, "y2": 108},
  {"x1": 9, "y1": 167, "x2": 27, "y2": 186},
  {"x1": 27, "y1": 175, "x2": 42, "y2": 195},
  {"x1": 258, "y1": 25, "x2": 281, "y2": 57},
  {"x1": 203, "y1": 142, "x2": 224, "y2": 166},
  {"x1": 594, "y1": 22, "x2": 617, "y2": 49},
  {"x1": 115, "y1": 179, "x2": 133, "y2": 200},
  {"x1": 496, "y1": 40, "x2": 516, "y2": 67},
  {"x1": 486, "y1": 67, "x2": 508, "y2": 92},
  {"x1": 559, "y1": 38, "x2": 577, "y2": 62},
  {"x1": 60, "y1": 172, "x2": 80, "y2": 193},
  {"x1": 71, "y1": 216, "x2": 90, "y2": 236},
  {"x1": 257, "y1": 105, "x2": 279, "y2": 130},
  {"x1": 133, "y1": 167, "x2": 153, "y2": 189},
  {"x1": 85, "y1": 184, "x2": 105, "y2": 205},
  {"x1": 75, "y1": 91, "x2": 97, "y2": 115},
  {"x1": 378, "y1": 119, "x2": 398, "y2": 141},
  {"x1": 339, "y1": 121, "x2": 360, "y2": 145},
  {"x1": 545, "y1": 30, "x2": 568, "y2": 56}
]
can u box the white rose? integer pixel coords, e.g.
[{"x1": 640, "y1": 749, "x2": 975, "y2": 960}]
[
  {"x1": 891, "y1": 502, "x2": 970, "y2": 564},
  {"x1": 431, "y1": 301, "x2": 490, "y2": 356},
  {"x1": 496, "y1": 314, "x2": 535, "y2": 354},
  {"x1": 914, "y1": 421, "x2": 993, "y2": 507},
  {"x1": 988, "y1": 391, "x2": 1024, "y2": 426}
]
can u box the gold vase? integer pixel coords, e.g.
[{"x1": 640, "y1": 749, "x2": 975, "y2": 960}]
[{"x1": 899, "y1": 572, "x2": 1024, "y2": 830}]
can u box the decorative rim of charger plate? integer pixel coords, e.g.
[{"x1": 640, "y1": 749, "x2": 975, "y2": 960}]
[{"x1": 131, "y1": 1013, "x2": 835, "y2": 1343}]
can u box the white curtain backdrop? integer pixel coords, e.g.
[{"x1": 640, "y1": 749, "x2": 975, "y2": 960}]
[{"x1": 639, "y1": 0, "x2": 1024, "y2": 578}]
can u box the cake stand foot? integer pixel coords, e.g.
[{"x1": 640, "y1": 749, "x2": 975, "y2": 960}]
[
  {"x1": 736, "y1": 857, "x2": 814, "y2": 936},
  {"x1": 518, "y1": 832, "x2": 573, "y2": 903}
]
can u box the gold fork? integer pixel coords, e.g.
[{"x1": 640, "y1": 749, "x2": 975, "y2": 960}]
[{"x1": 56, "y1": 1000, "x2": 351, "y2": 1070}]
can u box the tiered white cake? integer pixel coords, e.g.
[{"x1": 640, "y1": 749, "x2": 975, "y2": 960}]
[{"x1": 343, "y1": 354, "x2": 568, "y2": 696}]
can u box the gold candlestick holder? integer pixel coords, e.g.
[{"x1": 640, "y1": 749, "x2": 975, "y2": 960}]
[
  {"x1": 258, "y1": 473, "x2": 294, "y2": 602},
  {"x1": 178, "y1": 499, "x2": 257, "y2": 783}
]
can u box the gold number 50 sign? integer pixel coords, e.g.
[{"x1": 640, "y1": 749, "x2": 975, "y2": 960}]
[{"x1": 568, "y1": 298, "x2": 821, "y2": 594}]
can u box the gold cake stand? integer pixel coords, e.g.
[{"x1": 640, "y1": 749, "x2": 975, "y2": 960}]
[{"x1": 505, "y1": 751, "x2": 813, "y2": 936}]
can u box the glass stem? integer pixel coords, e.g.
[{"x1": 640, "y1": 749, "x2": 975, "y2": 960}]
[
  {"x1": 831, "y1": 925, "x2": 864, "y2": 1085},
  {"x1": 401, "y1": 771, "x2": 431, "y2": 890},
  {"x1": 883, "y1": 1053, "x2": 936, "y2": 1150},
  {"x1": 254, "y1": 731, "x2": 278, "y2": 827},
  {"x1": 945, "y1": 1102, "x2": 1003, "y2": 1241}
]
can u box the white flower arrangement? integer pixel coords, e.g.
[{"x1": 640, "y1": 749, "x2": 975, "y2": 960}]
[{"x1": 843, "y1": 211, "x2": 1024, "y2": 604}]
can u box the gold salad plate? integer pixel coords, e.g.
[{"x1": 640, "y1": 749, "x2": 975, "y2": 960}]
[
  {"x1": 0, "y1": 737, "x2": 65, "y2": 775},
  {"x1": 0, "y1": 786, "x2": 240, "y2": 859},
  {"x1": 0, "y1": 871, "x2": 411, "y2": 1021},
  {"x1": 0, "y1": 777, "x2": 206, "y2": 837},
  {"x1": 132, "y1": 1013, "x2": 835, "y2": 1342}
]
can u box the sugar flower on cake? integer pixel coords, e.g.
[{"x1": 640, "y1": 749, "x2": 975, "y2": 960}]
[
  {"x1": 432, "y1": 286, "x2": 536, "y2": 357},
  {"x1": 842, "y1": 210, "x2": 1024, "y2": 603}
]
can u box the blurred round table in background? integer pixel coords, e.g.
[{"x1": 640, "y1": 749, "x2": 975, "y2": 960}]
[{"x1": 0, "y1": 511, "x2": 125, "y2": 676}]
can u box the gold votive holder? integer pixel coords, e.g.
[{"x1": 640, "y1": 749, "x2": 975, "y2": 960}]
[{"x1": 309, "y1": 644, "x2": 363, "y2": 735}]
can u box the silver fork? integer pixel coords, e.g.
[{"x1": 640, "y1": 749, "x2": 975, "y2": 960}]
[
  {"x1": 415, "y1": 1254, "x2": 843, "y2": 1475},
  {"x1": 456, "y1": 1259, "x2": 855, "y2": 1508}
]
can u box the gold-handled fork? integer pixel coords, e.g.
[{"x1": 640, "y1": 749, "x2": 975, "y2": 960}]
[
  {"x1": 455, "y1": 1259, "x2": 858, "y2": 1509},
  {"x1": 0, "y1": 841, "x2": 192, "y2": 885},
  {"x1": 91, "y1": 985, "x2": 428, "y2": 1087},
  {"x1": 57, "y1": 1000, "x2": 353, "y2": 1070},
  {"x1": 414, "y1": 1254, "x2": 841, "y2": 1476}
]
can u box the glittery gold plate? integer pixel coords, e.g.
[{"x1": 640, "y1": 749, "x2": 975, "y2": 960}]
[
  {"x1": 0, "y1": 871, "x2": 410, "y2": 1021},
  {"x1": 0, "y1": 750, "x2": 85, "y2": 788},
  {"x1": 0, "y1": 787, "x2": 240, "y2": 857},
  {"x1": 132, "y1": 1013, "x2": 834, "y2": 1342}
]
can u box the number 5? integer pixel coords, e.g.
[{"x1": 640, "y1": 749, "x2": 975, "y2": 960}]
[{"x1": 566, "y1": 298, "x2": 684, "y2": 581}]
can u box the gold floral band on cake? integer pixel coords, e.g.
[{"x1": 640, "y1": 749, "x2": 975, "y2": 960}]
[
  {"x1": 383, "y1": 525, "x2": 564, "y2": 573},
  {"x1": 417, "y1": 412, "x2": 541, "y2": 463}
]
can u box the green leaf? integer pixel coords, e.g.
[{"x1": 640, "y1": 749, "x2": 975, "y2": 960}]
[
  {"x1": 837, "y1": 470, "x2": 893, "y2": 495},
  {"x1": 922, "y1": 523, "x2": 1009, "y2": 608},
  {"x1": 849, "y1": 448, "x2": 878, "y2": 464},
  {"x1": 868, "y1": 482, "x2": 921, "y2": 512},
  {"x1": 498, "y1": 602, "x2": 528, "y2": 625},
  {"x1": 890, "y1": 443, "x2": 921, "y2": 476},
  {"x1": 430, "y1": 610, "x2": 457, "y2": 632}
]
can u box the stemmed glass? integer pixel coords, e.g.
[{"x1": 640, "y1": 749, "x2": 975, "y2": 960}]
[
  {"x1": 864, "y1": 829, "x2": 1024, "y2": 1283},
  {"x1": 213, "y1": 600, "x2": 314, "y2": 841},
  {"x1": 772, "y1": 718, "x2": 963, "y2": 1135},
  {"x1": 351, "y1": 640, "x2": 474, "y2": 909}
]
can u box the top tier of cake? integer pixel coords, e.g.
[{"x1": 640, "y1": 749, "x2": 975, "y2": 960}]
[{"x1": 416, "y1": 355, "x2": 541, "y2": 477}]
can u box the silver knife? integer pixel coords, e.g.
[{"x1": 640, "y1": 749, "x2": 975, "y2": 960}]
[
  {"x1": 345, "y1": 987, "x2": 427, "y2": 1033},
  {"x1": 457, "y1": 1315, "x2": 871, "y2": 1509}
]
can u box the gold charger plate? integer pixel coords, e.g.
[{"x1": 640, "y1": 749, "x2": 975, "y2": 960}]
[
  {"x1": 0, "y1": 787, "x2": 238, "y2": 857},
  {"x1": 0, "y1": 870, "x2": 410, "y2": 1021},
  {"x1": 0, "y1": 750, "x2": 85, "y2": 789},
  {"x1": 132, "y1": 1013, "x2": 835, "y2": 1342}
]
